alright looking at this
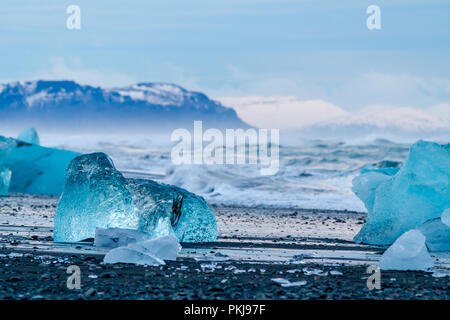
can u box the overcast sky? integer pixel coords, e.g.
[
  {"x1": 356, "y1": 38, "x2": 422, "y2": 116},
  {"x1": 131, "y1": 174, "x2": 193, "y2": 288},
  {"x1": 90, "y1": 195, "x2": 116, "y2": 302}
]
[{"x1": 0, "y1": 0, "x2": 448, "y2": 128}]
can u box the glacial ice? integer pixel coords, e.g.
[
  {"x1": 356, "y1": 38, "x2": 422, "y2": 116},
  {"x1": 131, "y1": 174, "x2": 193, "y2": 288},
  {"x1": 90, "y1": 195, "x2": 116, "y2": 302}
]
[
  {"x1": 379, "y1": 229, "x2": 434, "y2": 271},
  {"x1": 360, "y1": 160, "x2": 401, "y2": 176},
  {"x1": 0, "y1": 137, "x2": 15, "y2": 196},
  {"x1": 128, "y1": 235, "x2": 181, "y2": 261},
  {"x1": 418, "y1": 217, "x2": 450, "y2": 252},
  {"x1": 0, "y1": 134, "x2": 80, "y2": 196},
  {"x1": 354, "y1": 141, "x2": 450, "y2": 245},
  {"x1": 271, "y1": 278, "x2": 307, "y2": 287},
  {"x1": 53, "y1": 152, "x2": 218, "y2": 243},
  {"x1": 0, "y1": 167, "x2": 11, "y2": 196},
  {"x1": 17, "y1": 128, "x2": 40, "y2": 145},
  {"x1": 95, "y1": 228, "x2": 150, "y2": 248},
  {"x1": 103, "y1": 235, "x2": 181, "y2": 265}
]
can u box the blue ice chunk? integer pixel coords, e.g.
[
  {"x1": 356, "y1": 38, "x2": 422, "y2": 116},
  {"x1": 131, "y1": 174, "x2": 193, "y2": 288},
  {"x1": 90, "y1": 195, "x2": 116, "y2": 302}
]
[
  {"x1": 0, "y1": 137, "x2": 15, "y2": 196},
  {"x1": 17, "y1": 128, "x2": 40, "y2": 145},
  {"x1": 54, "y1": 152, "x2": 218, "y2": 243},
  {"x1": 103, "y1": 235, "x2": 180, "y2": 265},
  {"x1": 418, "y1": 217, "x2": 450, "y2": 252},
  {"x1": 0, "y1": 167, "x2": 11, "y2": 196},
  {"x1": 354, "y1": 141, "x2": 450, "y2": 245},
  {"x1": 360, "y1": 167, "x2": 400, "y2": 176},
  {"x1": 7, "y1": 139, "x2": 80, "y2": 195},
  {"x1": 103, "y1": 246, "x2": 164, "y2": 266},
  {"x1": 360, "y1": 160, "x2": 401, "y2": 176},
  {"x1": 379, "y1": 229, "x2": 434, "y2": 271}
]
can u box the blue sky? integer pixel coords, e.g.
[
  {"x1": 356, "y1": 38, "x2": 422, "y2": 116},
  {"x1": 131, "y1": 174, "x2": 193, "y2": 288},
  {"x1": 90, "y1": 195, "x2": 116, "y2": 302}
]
[{"x1": 0, "y1": 0, "x2": 449, "y2": 119}]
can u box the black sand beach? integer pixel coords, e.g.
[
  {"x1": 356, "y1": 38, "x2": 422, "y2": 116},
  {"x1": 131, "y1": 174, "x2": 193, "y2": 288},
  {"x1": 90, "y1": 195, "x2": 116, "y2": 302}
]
[{"x1": 0, "y1": 194, "x2": 448, "y2": 300}]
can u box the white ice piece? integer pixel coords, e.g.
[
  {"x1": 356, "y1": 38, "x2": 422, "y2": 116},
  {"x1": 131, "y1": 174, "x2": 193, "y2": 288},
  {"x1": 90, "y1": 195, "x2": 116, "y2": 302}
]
[
  {"x1": 442, "y1": 208, "x2": 450, "y2": 228},
  {"x1": 95, "y1": 228, "x2": 150, "y2": 248},
  {"x1": 271, "y1": 278, "x2": 307, "y2": 287}
]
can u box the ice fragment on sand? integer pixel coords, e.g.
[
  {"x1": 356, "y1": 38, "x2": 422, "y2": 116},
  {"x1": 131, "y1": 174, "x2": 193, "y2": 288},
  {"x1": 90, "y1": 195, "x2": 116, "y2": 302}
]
[
  {"x1": 271, "y1": 278, "x2": 307, "y2": 287},
  {"x1": 1, "y1": 135, "x2": 80, "y2": 195},
  {"x1": 352, "y1": 171, "x2": 391, "y2": 213},
  {"x1": 0, "y1": 137, "x2": 14, "y2": 196},
  {"x1": 103, "y1": 235, "x2": 181, "y2": 265},
  {"x1": 103, "y1": 247, "x2": 165, "y2": 266},
  {"x1": 54, "y1": 153, "x2": 136, "y2": 242},
  {"x1": 95, "y1": 228, "x2": 150, "y2": 249},
  {"x1": 330, "y1": 270, "x2": 343, "y2": 276},
  {"x1": 0, "y1": 167, "x2": 11, "y2": 196},
  {"x1": 54, "y1": 152, "x2": 217, "y2": 243},
  {"x1": 353, "y1": 141, "x2": 450, "y2": 245},
  {"x1": 442, "y1": 208, "x2": 450, "y2": 228},
  {"x1": 379, "y1": 229, "x2": 434, "y2": 271},
  {"x1": 302, "y1": 267, "x2": 328, "y2": 276},
  {"x1": 127, "y1": 235, "x2": 181, "y2": 261},
  {"x1": 17, "y1": 128, "x2": 40, "y2": 145}
]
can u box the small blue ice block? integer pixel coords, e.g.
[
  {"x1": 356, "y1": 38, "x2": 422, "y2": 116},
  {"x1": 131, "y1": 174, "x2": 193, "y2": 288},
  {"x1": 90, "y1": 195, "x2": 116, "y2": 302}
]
[
  {"x1": 17, "y1": 128, "x2": 40, "y2": 145},
  {"x1": 0, "y1": 136, "x2": 15, "y2": 196},
  {"x1": 352, "y1": 171, "x2": 392, "y2": 213},
  {"x1": 54, "y1": 152, "x2": 218, "y2": 243},
  {"x1": 354, "y1": 141, "x2": 450, "y2": 245},
  {"x1": 379, "y1": 229, "x2": 434, "y2": 271}
]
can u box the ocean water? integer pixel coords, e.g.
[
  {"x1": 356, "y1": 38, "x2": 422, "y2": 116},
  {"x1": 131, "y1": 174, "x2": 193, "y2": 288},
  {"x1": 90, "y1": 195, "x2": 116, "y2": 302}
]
[{"x1": 43, "y1": 135, "x2": 412, "y2": 212}]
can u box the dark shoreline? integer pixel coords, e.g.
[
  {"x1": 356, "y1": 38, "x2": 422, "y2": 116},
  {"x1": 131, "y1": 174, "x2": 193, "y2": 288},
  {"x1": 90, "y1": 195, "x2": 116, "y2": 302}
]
[
  {"x1": 0, "y1": 248, "x2": 448, "y2": 300},
  {"x1": 0, "y1": 194, "x2": 448, "y2": 300}
]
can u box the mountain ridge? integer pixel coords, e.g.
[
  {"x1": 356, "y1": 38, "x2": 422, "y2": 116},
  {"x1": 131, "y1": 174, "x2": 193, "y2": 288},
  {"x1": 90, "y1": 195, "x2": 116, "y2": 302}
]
[{"x1": 0, "y1": 80, "x2": 249, "y2": 134}]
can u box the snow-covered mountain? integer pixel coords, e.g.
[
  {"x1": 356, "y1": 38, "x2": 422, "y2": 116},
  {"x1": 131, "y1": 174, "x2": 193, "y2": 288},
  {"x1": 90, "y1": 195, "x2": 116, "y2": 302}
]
[
  {"x1": 221, "y1": 96, "x2": 450, "y2": 142},
  {"x1": 0, "y1": 80, "x2": 249, "y2": 133}
]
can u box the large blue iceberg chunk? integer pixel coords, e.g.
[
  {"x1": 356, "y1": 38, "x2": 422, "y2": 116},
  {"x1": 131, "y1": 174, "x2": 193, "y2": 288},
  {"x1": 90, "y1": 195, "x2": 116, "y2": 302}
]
[
  {"x1": 6, "y1": 138, "x2": 80, "y2": 195},
  {"x1": 17, "y1": 128, "x2": 40, "y2": 145},
  {"x1": 54, "y1": 153, "x2": 136, "y2": 242},
  {"x1": 417, "y1": 208, "x2": 450, "y2": 252},
  {"x1": 0, "y1": 167, "x2": 11, "y2": 196},
  {"x1": 54, "y1": 152, "x2": 218, "y2": 243},
  {"x1": 354, "y1": 140, "x2": 450, "y2": 245},
  {"x1": 103, "y1": 235, "x2": 181, "y2": 265}
]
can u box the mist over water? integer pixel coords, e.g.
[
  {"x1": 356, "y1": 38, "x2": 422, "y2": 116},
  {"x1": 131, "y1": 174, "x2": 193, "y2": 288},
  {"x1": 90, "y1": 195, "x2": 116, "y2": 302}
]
[{"x1": 39, "y1": 133, "x2": 417, "y2": 212}]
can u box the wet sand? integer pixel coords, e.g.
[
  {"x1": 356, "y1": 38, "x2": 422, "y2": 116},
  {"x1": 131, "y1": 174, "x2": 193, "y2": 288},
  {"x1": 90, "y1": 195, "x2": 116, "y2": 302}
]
[{"x1": 0, "y1": 194, "x2": 448, "y2": 300}]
